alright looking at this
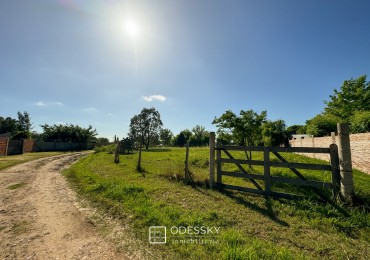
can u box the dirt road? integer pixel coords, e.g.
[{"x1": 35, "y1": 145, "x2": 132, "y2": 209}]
[{"x1": 0, "y1": 153, "x2": 128, "y2": 260}]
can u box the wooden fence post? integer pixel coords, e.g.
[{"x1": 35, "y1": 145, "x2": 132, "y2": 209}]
[
  {"x1": 264, "y1": 147, "x2": 271, "y2": 196},
  {"x1": 185, "y1": 143, "x2": 190, "y2": 182},
  {"x1": 216, "y1": 147, "x2": 222, "y2": 186},
  {"x1": 329, "y1": 144, "x2": 340, "y2": 197},
  {"x1": 114, "y1": 139, "x2": 120, "y2": 164},
  {"x1": 209, "y1": 132, "x2": 215, "y2": 189},
  {"x1": 337, "y1": 123, "x2": 354, "y2": 199}
]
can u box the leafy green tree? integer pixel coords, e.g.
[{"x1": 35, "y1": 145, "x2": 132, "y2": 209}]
[
  {"x1": 212, "y1": 109, "x2": 267, "y2": 146},
  {"x1": 261, "y1": 120, "x2": 288, "y2": 146},
  {"x1": 129, "y1": 107, "x2": 163, "y2": 150},
  {"x1": 190, "y1": 125, "x2": 209, "y2": 146},
  {"x1": 216, "y1": 130, "x2": 233, "y2": 145},
  {"x1": 17, "y1": 111, "x2": 32, "y2": 134},
  {"x1": 305, "y1": 114, "x2": 341, "y2": 137},
  {"x1": 129, "y1": 107, "x2": 163, "y2": 171},
  {"x1": 95, "y1": 137, "x2": 110, "y2": 147},
  {"x1": 324, "y1": 75, "x2": 370, "y2": 121},
  {"x1": 40, "y1": 124, "x2": 97, "y2": 142},
  {"x1": 286, "y1": 125, "x2": 306, "y2": 136},
  {"x1": 0, "y1": 116, "x2": 18, "y2": 135},
  {"x1": 120, "y1": 136, "x2": 134, "y2": 154},
  {"x1": 350, "y1": 110, "x2": 370, "y2": 133},
  {"x1": 160, "y1": 128, "x2": 173, "y2": 146},
  {"x1": 173, "y1": 129, "x2": 192, "y2": 147}
]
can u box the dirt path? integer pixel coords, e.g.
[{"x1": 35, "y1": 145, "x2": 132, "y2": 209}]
[{"x1": 0, "y1": 153, "x2": 128, "y2": 260}]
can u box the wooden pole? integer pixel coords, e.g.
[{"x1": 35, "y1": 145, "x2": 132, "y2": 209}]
[
  {"x1": 216, "y1": 148, "x2": 222, "y2": 186},
  {"x1": 263, "y1": 147, "x2": 271, "y2": 196},
  {"x1": 209, "y1": 132, "x2": 215, "y2": 189},
  {"x1": 329, "y1": 144, "x2": 340, "y2": 197},
  {"x1": 185, "y1": 143, "x2": 190, "y2": 183},
  {"x1": 337, "y1": 123, "x2": 354, "y2": 199},
  {"x1": 114, "y1": 139, "x2": 120, "y2": 164}
]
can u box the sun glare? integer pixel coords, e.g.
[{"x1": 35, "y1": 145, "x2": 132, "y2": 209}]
[{"x1": 124, "y1": 20, "x2": 141, "y2": 39}]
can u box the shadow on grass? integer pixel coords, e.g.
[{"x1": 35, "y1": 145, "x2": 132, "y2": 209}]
[
  {"x1": 145, "y1": 148, "x2": 173, "y2": 153},
  {"x1": 221, "y1": 189, "x2": 289, "y2": 227}
]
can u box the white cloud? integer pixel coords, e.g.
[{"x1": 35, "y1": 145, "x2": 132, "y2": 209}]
[
  {"x1": 142, "y1": 95, "x2": 167, "y2": 102},
  {"x1": 35, "y1": 101, "x2": 63, "y2": 107}
]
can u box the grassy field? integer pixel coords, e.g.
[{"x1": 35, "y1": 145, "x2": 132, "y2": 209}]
[
  {"x1": 64, "y1": 147, "x2": 370, "y2": 259},
  {"x1": 0, "y1": 152, "x2": 65, "y2": 171}
]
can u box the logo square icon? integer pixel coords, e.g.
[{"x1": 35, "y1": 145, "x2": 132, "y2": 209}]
[{"x1": 149, "y1": 226, "x2": 166, "y2": 244}]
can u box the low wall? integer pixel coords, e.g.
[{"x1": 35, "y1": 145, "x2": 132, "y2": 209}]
[
  {"x1": 0, "y1": 138, "x2": 8, "y2": 156},
  {"x1": 0, "y1": 138, "x2": 95, "y2": 156},
  {"x1": 290, "y1": 133, "x2": 370, "y2": 174}
]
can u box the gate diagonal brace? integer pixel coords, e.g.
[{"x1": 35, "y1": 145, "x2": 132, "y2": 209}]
[
  {"x1": 222, "y1": 148, "x2": 263, "y2": 191},
  {"x1": 272, "y1": 151, "x2": 327, "y2": 200}
]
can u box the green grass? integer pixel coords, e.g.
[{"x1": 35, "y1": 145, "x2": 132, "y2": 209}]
[
  {"x1": 7, "y1": 182, "x2": 27, "y2": 190},
  {"x1": 0, "y1": 152, "x2": 65, "y2": 171},
  {"x1": 64, "y1": 147, "x2": 370, "y2": 259}
]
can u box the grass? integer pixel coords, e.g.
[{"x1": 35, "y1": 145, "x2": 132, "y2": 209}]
[
  {"x1": 11, "y1": 220, "x2": 31, "y2": 235},
  {"x1": 0, "y1": 152, "x2": 65, "y2": 171},
  {"x1": 64, "y1": 147, "x2": 370, "y2": 259},
  {"x1": 7, "y1": 182, "x2": 27, "y2": 190}
]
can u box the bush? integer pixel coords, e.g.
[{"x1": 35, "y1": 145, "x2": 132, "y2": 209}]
[{"x1": 94, "y1": 144, "x2": 117, "y2": 154}]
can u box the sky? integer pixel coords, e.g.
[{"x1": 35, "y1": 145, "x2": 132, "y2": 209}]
[{"x1": 1, "y1": 0, "x2": 370, "y2": 140}]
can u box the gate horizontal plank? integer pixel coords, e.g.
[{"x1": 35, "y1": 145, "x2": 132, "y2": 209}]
[
  {"x1": 270, "y1": 176, "x2": 333, "y2": 189},
  {"x1": 270, "y1": 147, "x2": 330, "y2": 153},
  {"x1": 216, "y1": 145, "x2": 330, "y2": 154},
  {"x1": 269, "y1": 161, "x2": 331, "y2": 171},
  {"x1": 220, "y1": 158, "x2": 264, "y2": 166},
  {"x1": 221, "y1": 171, "x2": 265, "y2": 180}
]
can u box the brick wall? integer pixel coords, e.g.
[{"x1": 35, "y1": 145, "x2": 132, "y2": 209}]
[
  {"x1": 23, "y1": 140, "x2": 35, "y2": 153},
  {"x1": 290, "y1": 133, "x2": 370, "y2": 174},
  {"x1": 0, "y1": 137, "x2": 8, "y2": 156}
]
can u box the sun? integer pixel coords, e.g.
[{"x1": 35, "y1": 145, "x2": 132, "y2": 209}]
[{"x1": 123, "y1": 20, "x2": 141, "y2": 39}]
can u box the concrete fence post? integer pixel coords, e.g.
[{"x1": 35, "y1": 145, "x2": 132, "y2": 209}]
[
  {"x1": 209, "y1": 132, "x2": 215, "y2": 189},
  {"x1": 5, "y1": 138, "x2": 9, "y2": 156},
  {"x1": 337, "y1": 123, "x2": 354, "y2": 199}
]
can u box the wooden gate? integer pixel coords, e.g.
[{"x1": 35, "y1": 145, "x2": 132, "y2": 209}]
[{"x1": 215, "y1": 144, "x2": 340, "y2": 199}]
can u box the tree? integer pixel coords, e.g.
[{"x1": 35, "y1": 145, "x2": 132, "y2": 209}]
[
  {"x1": 261, "y1": 120, "x2": 288, "y2": 146},
  {"x1": 212, "y1": 109, "x2": 267, "y2": 146},
  {"x1": 305, "y1": 114, "x2": 340, "y2": 137},
  {"x1": 40, "y1": 124, "x2": 97, "y2": 142},
  {"x1": 190, "y1": 125, "x2": 209, "y2": 146},
  {"x1": 129, "y1": 107, "x2": 163, "y2": 150},
  {"x1": 216, "y1": 130, "x2": 233, "y2": 145},
  {"x1": 17, "y1": 111, "x2": 32, "y2": 133},
  {"x1": 129, "y1": 107, "x2": 163, "y2": 171},
  {"x1": 173, "y1": 129, "x2": 192, "y2": 147},
  {"x1": 160, "y1": 128, "x2": 173, "y2": 146},
  {"x1": 95, "y1": 137, "x2": 110, "y2": 147},
  {"x1": 286, "y1": 125, "x2": 306, "y2": 136},
  {"x1": 324, "y1": 75, "x2": 370, "y2": 121},
  {"x1": 213, "y1": 109, "x2": 267, "y2": 163},
  {"x1": 351, "y1": 110, "x2": 370, "y2": 133},
  {"x1": 0, "y1": 116, "x2": 18, "y2": 135}
]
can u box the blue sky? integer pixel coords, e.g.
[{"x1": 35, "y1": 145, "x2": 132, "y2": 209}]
[{"x1": 1, "y1": 0, "x2": 370, "y2": 139}]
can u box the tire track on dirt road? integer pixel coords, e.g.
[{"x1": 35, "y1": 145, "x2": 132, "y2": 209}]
[{"x1": 0, "y1": 153, "x2": 129, "y2": 260}]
